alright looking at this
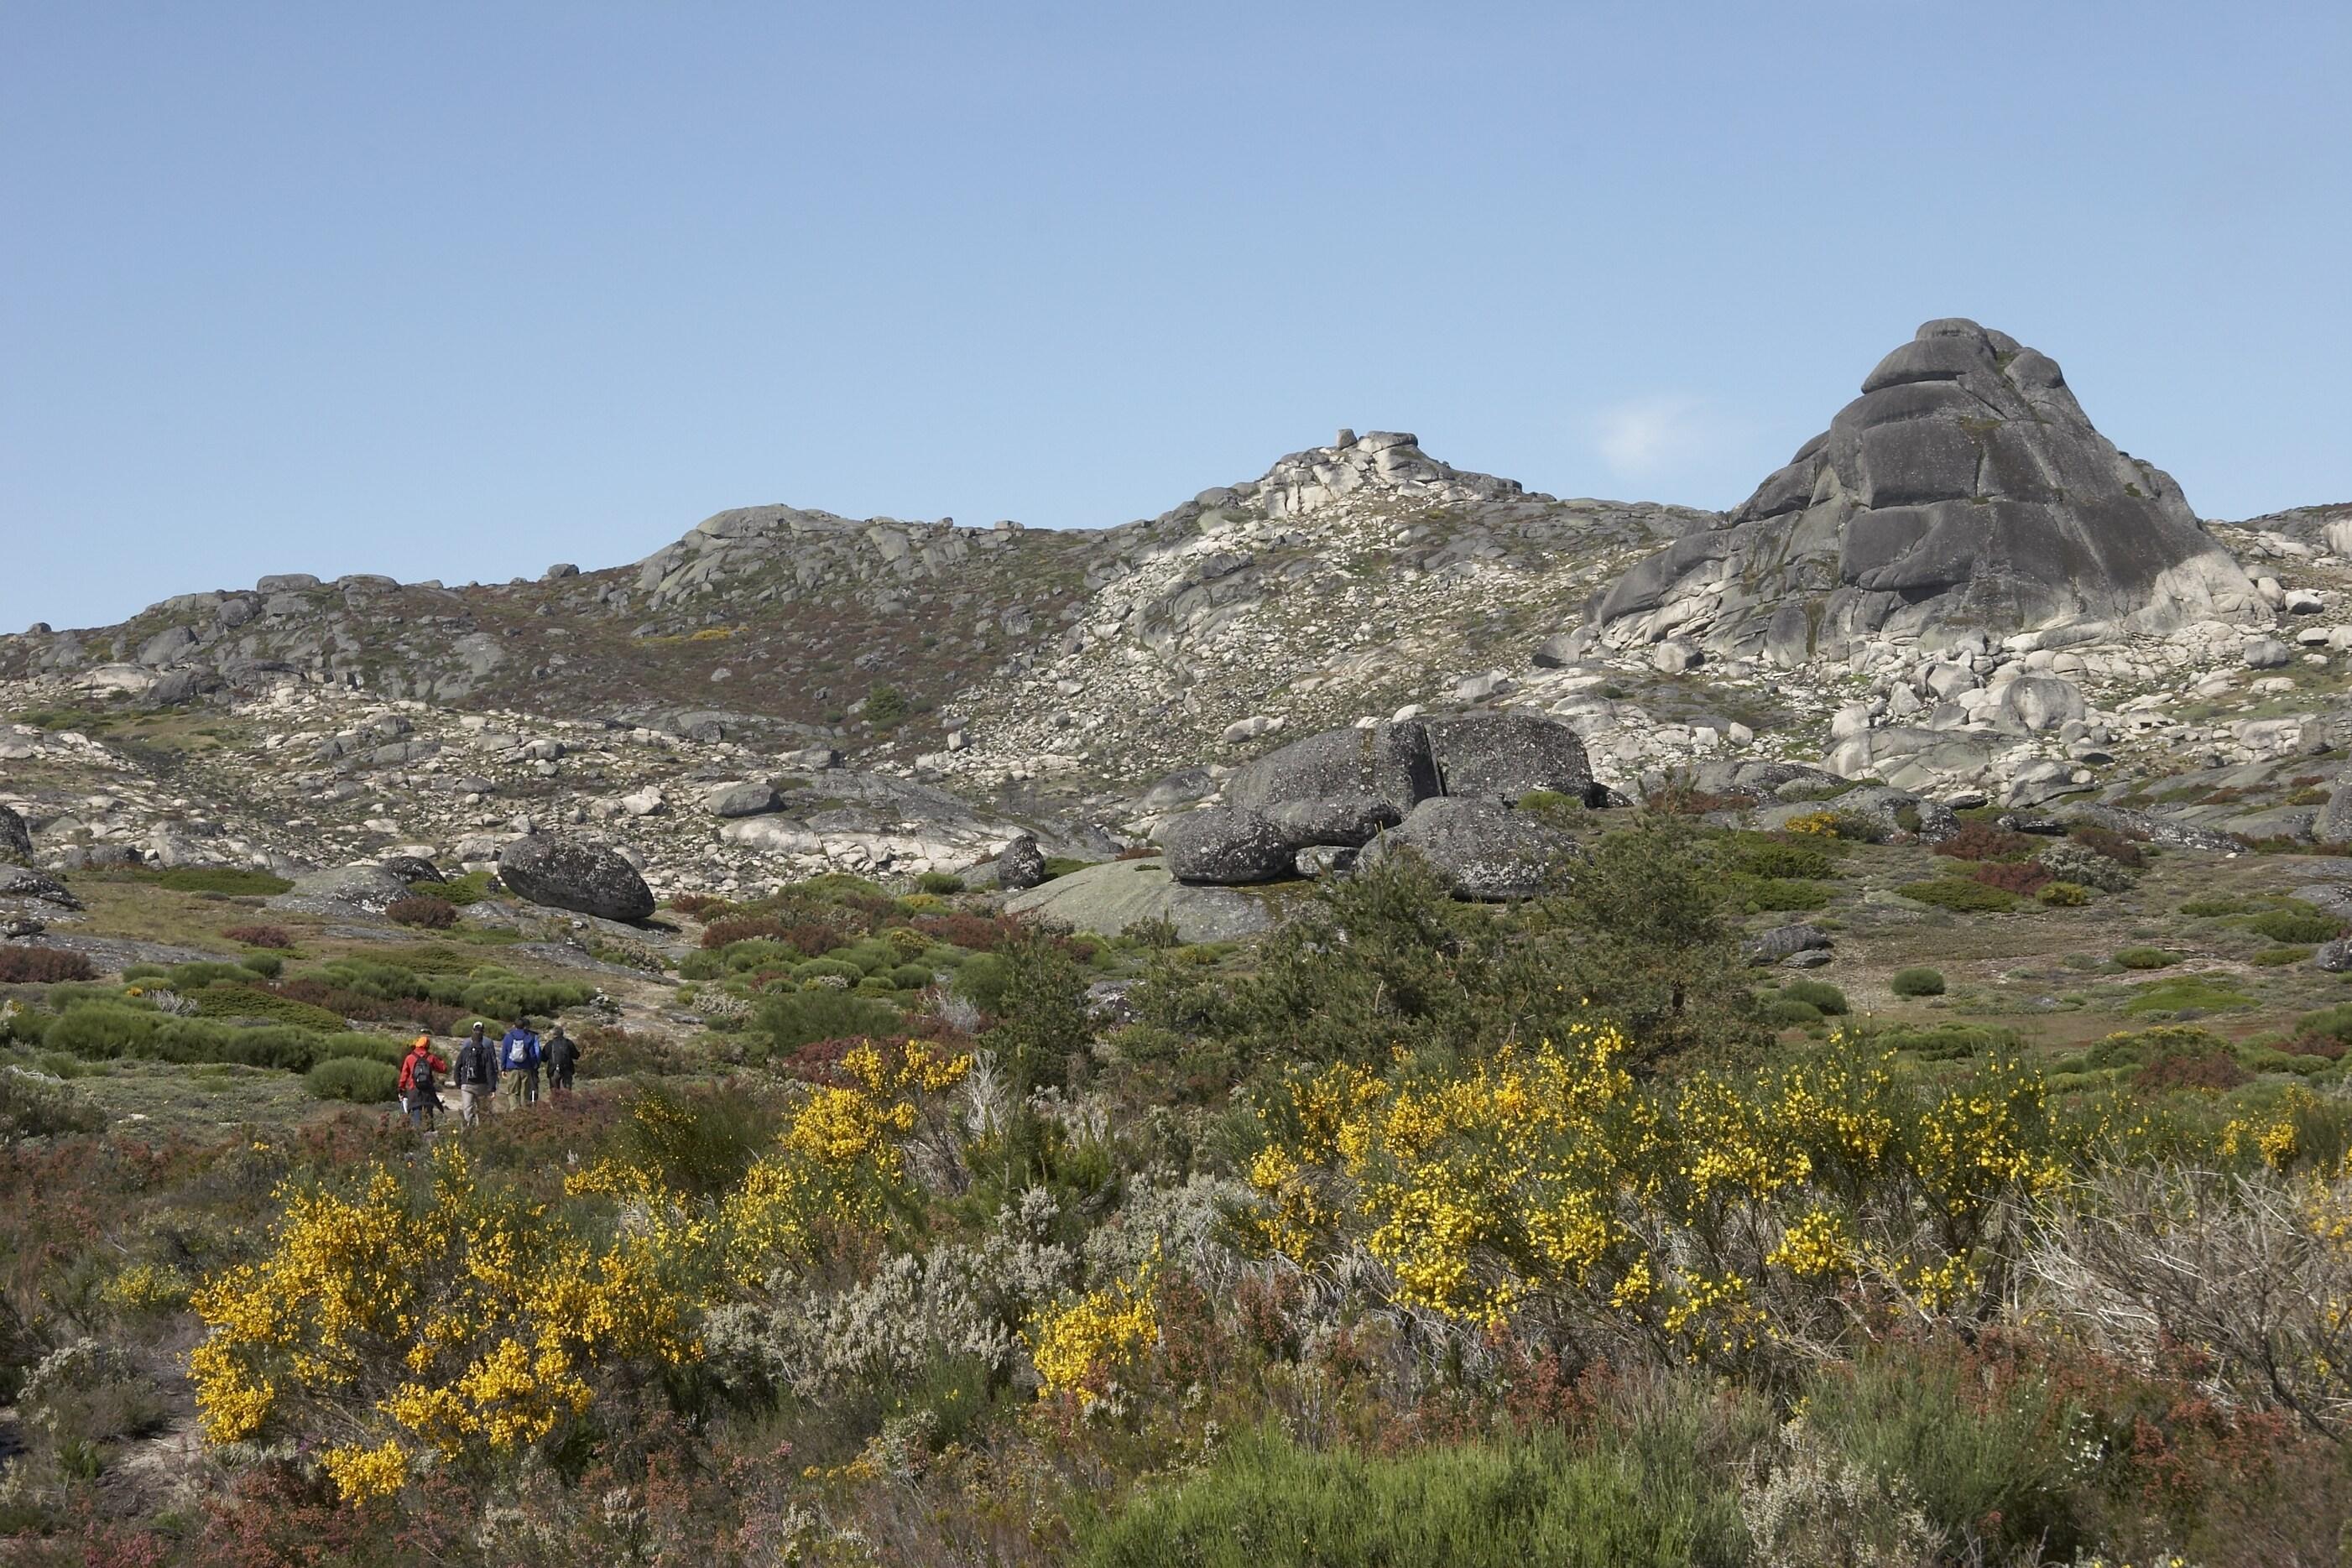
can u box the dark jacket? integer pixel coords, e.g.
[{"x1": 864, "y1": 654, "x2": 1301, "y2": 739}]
[
  {"x1": 454, "y1": 1035, "x2": 496, "y2": 1087},
  {"x1": 544, "y1": 1032, "x2": 579, "y2": 1077}
]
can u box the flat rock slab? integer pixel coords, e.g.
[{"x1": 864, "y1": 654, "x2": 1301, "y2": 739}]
[{"x1": 1002, "y1": 857, "x2": 1275, "y2": 945}]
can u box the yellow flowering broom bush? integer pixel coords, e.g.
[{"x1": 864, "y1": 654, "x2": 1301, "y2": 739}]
[
  {"x1": 190, "y1": 1141, "x2": 714, "y2": 1503},
  {"x1": 1246, "y1": 1023, "x2": 2077, "y2": 1364}
]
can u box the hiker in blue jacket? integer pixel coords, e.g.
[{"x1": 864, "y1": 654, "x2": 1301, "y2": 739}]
[{"x1": 498, "y1": 1016, "x2": 542, "y2": 1110}]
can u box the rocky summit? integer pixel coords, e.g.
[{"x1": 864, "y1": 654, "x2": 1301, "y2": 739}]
[
  {"x1": 2, "y1": 324, "x2": 2349, "y2": 906},
  {"x1": 1589, "y1": 318, "x2": 2266, "y2": 663}
]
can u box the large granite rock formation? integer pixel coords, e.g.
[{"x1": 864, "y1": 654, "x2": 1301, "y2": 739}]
[
  {"x1": 496, "y1": 835, "x2": 656, "y2": 922},
  {"x1": 1589, "y1": 319, "x2": 2266, "y2": 664}
]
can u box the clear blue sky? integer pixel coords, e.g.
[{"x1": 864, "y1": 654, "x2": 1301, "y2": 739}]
[{"x1": 5, "y1": 2, "x2": 2347, "y2": 633}]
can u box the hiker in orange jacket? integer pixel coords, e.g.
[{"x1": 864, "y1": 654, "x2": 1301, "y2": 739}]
[{"x1": 399, "y1": 1035, "x2": 450, "y2": 1132}]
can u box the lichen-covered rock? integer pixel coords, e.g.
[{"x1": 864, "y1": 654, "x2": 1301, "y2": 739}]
[
  {"x1": 1355, "y1": 797, "x2": 1573, "y2": 900},
  {"x1": 1159, "y1": 808, "x2": 1296, "y2": 886},
  {"x1": 995, "y1": 834, "x2": 1049, "y2": 892},
  {"x1": 1743, "y1": 923, "x2": 1833, "y2": 966},
  {"x1": 1422, "y1": 711, "x2": 1593, "y2": 801},
  {"x1": 0, "y1": 804, "x2": 30, "y2": 867},
  {"x1": 267, "y1": 863, "x2": 415, "y2": 915},
  {"x1": 496, "y1": 836, "x2": 655, "y2": 922},
  {"x1": 705, "y1": 781, "x2": 785, "y2": 819},
  {"x1": 1002, "y1": 857, "x2": 1273, "y2": 945},
  {"x1": 1223, "y1": 721, "x2": 1438, "y2": 817},
  {"x1": 1590, "y1": 319, "x2": 2266, "y2": 663},
  {"x1": 1260, "y1": 794, "x2": 1401, "y2": 849}
]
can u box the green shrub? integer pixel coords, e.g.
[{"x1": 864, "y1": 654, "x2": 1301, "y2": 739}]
[
  {"x1": 888, "y1": 963, "x2": 934, "y2": 990},
  {"x1": 1889, "y1": 967, "x2": 1946, "y2": 998},
  {"x1": 915, "y1": 871, "x2": 965, "y2": 895},
  {"x1": 2245, "y1": 906, "x2": 2344, "y2": 944},
  {"x1": 1041, "y1": 857, "x2": 1093, "y2": 881},
  {"x1": 2293, "y1": 1003, "x2": 2352, "y2": 1044},
  {"x1": 1803, "y1": 1346, "x2": 2089, "y2": 1562},
  {"x1": 1762, "y1": 998, "x2": 1825, "y2": 1028},
  {"x1": 238, "y1": 952, "x2": 284, "y2": 979},
  {"x1": 193, "y1": 983, "x2": 348, "y2": 1031},
  {"x1": 428, "y1": 871, "x2": 494, "y2": 907},
  {"x1": 2122, "y1": 975, "x2": 2256, "y2": 1016},
  {"x1": 863, "y1": 685, "x2": 910, "y2": 724},
  {"x1": 2114, "y1": 947, "x2": 2176, "y2": 971},
  {"x1": 305, "y1": 1057, "x2": 399, "y2": 1103},
  {"x1": 1720, "y1": 834, "x2": 1840, "y2": 881},
  {"x1": 1518, "y1": 789, "x2": 1589, "y2": 829},
  {"x1": 1779, "y1": 978, "x2": 1848, "y2": 1015},
  {"x1": 2252, "y1": 945, "x2": 2314, "y2": 966},
  {"x1": 855, "y1": 976, "x2": 899, "y2": 996},
  {"x1": 1722, "y1": 874, "x2": 1832, "y2": 913},
  {"x1": 45, "y1": 1003, "x2": 324, "y2": 1071},
  {"x1": 456, "y1": 974, "x2": 592, "y2": 1018},
  {"x1": 2036, "y1": 881, "x2": 2089, "y2": 907},
  {"x1": 1868, "y1": 1021, "x2": 2017, "y2": 1060},
  {"x1": 119, "y1": 963, "x2": 169, "y2": 982},
  {"x1": 752, "y1": 989, "x2": 903, "y2": 1056},
  {"x1": 0, "y1": 1067, "x2": 107, "y2": 1143},
  {"x1": 167, "y1": 961, "x2": 255, "y2": 991},
  {"x1": 1898, "y1": 878, "x2": 2018, "y2": 912},
  {"x1": 2178, "y1": 895, "x2": 2252, "y2": 917},
  {"x1": 793, "y1": 957, "x2": 868, "y2": 985},
  {"x1": 832, "y1": 938, "x2": 902, "y2": 975},
  {"x1": 316, "y1": 1033, "x2": 407, "y2": 1064},
  {"x1": 1080, "y1": 1425, "x2": 1747, "y2": 1568}
]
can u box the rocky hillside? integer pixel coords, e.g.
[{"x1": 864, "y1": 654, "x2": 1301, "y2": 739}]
[{"x1": 3, "y1": 320, "x2": 2350, "y2": 899}]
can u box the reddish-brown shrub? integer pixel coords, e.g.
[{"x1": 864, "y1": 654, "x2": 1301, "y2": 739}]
[
  {"x1": 702, "y1": 914, "x2": 802, "y2": 951},
  {"x1": 780, "y1": 922, "x2": 847, "y2": 957},
  {"x1": 1935, "y1": 822, "x2": 2041, "y2": 862},
  {"x1": 1971, "y1": 860, "x2": 2054, "y2": 895},
  {"x1": 2137, "y1": 1050, "x2": 2251, "y2": 1091},
  {"x1": 388, "y1": 895, "x2": 459, "y2": 930},
  {"x1": 1115, "y1": 843, "x2": 1160, "y2": 861},
  {"x1": 2279, "y1": 1033, "x2": 2348, "y2": 1060},
  {"x1": 913, "y1": 912, "x2": 1020, "y2": 952},
  {"x1": 667, "y1": 892, "x2": 734, "y2": 918},
  {"x1": 222, "y1": 923, "x2": 295, "y2": 949},
  {"x1": 2068, "y1": 824, "x2": 2147, "y2": 867},
  {"x1": 0, "y1": 945, "x2": 96, "y2": 983}
]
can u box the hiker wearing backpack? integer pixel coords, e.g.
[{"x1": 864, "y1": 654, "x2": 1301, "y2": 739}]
[
  {"x1": 399, "y1": 1035, "x2": 448, "y2": 1132},
  {"x1": 454, "y1": 1022, "x2": 497, "y2": 1127},
  {"x1": 543, "y1": 1024, "x2": 580, "y2": 1095},
  {"x1": 498, "y1": 1016, "x2": 542, "y2": 1111}
]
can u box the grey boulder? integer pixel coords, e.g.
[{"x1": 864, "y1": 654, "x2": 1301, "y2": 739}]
[
  {"x1": 0, "y1": 864, "x2": 82, "y2": 910},
  {"x1": 2315, "y1": 781, "x2": 2352, "y2": 845},
  {"x1": 1423, "y1": 711, "x2": 1593, "y2": 801},
  {"x1": 995, "y1": 834, "x2": 1049, "y2": 892},
  {"x1": 1002, "y1": 857, "x2": 1273, "y2": 945},
  {"x1": 1995, "y1": 676, "x2": 2088, "y2": 734},
  {"x1": 706, "y1": 781, "x2": 785, "y2": 819},
  {"x1": 377, "y1": 854, "x2": 445, "y2": 884},
  {"x1": 269, "y1": 862, "x2": 416, "y2": 915},
  {"x1": 1159, "y1": 808, "x2": 1296, "y2": 886},
  {"x1": 1744, "y1": 923, "x2": 1833, "y2": 966},
  {"x1": 496, "y1": 836, "x2": 656, "y2": 922},
  {"x1": 0, "y1": 805, "x2": 29, "y2": 867},
  {"x1": 1356, "y1": 797, "x2": 1574, "y2": 900},
  {"x1": 1261, "y1": 794, "x2": 1402, "y2": 849},
  {"x1": 1223, "y1": 721, "x2": 1438, "y2": 816},
  {"x1": 2313, "y1": 938, "x2": 2352, "y2": 974}
]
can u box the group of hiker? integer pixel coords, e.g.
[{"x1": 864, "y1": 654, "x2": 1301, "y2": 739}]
[{"x1": 394, "y1": 1017, "x2": 581, "y2": 1132}]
